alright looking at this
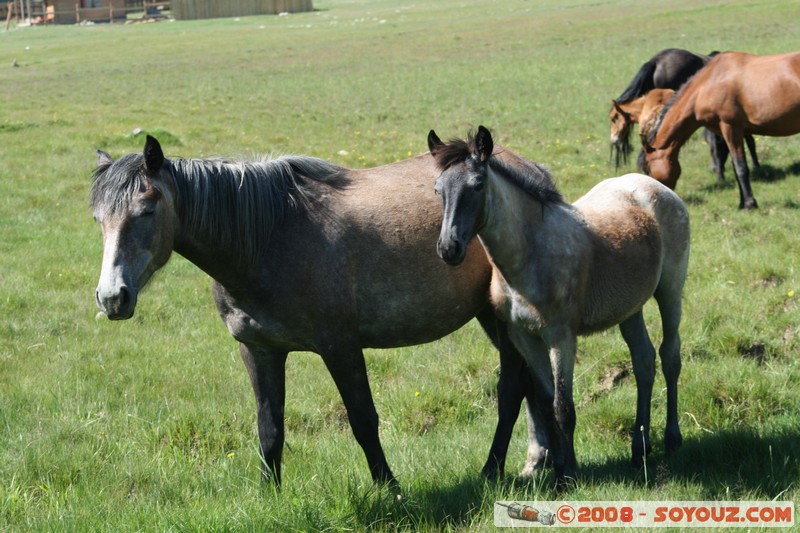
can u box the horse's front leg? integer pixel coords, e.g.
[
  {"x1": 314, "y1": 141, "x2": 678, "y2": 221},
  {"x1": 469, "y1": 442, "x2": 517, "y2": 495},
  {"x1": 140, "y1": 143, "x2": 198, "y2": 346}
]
[
  {"x1": 619, "y1": 311, "x2": 656, "y2": 467},
  {"x1": 321, "y1": 345, "x2": 396, "y2": 489},
  {"x1": 547, "y1": 332, "x2": 578, "y2": 484},
  {"x1": 519, "y1": 394, "x2": 552, "y2": 478},
  {"x1": 507, "y1": 328, "x2": 564, "y2": 480},
  {"x1": 720, "y1": 123, "x2": 758, "y2": 209},
  {"x1": 239, "y1": 343, "x2": 288, "y2": 486}
]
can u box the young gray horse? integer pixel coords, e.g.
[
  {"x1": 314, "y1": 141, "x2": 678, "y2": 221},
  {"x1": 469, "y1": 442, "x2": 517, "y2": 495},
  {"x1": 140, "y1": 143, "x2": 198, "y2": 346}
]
[
  {"x1": 91, "y1": 135, "x2": 541, "y2": 489},
  {"x1": 429, "y1": 126, "x2": 689, "y2": 483}
]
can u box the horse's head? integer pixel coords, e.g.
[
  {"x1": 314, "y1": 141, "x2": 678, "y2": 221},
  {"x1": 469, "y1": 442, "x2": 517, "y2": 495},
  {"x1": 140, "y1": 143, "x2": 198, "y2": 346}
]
[
  {"x1": 609, "y1": 100, "x2": 634, "y2": 146},
  {"x1": 91, "y1": 136, "x2": 177, "y2": 320},
  {"x1": 642, "y1": 143, "x2": 681, "y2": 190},
  {"x1": 641, "y1": 106, "x2": 681, "y2": 190},
  {"x1": 609, "y1": 100, "x2": 634, "y2": 169},
  {"x1": 428, "y1": 126, "x2": 493, "y2": 266}
]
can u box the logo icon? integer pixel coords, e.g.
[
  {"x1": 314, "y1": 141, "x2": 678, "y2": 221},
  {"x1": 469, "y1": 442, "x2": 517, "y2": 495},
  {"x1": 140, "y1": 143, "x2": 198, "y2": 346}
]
[{"x1": 497, "y1": 502, "x2": 556, "y2": 525}]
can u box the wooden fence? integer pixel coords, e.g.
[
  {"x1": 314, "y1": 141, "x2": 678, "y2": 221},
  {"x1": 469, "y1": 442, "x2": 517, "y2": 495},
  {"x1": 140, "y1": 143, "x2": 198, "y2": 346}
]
[{"x1": 171, "y1": 0, "x2": 312, "y2": 20}]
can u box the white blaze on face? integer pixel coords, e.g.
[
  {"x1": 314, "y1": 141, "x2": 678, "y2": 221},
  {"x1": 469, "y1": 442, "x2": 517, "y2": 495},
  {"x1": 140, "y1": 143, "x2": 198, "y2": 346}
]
[{"x1": 95, "y1": 217, "x2": 140, "y2": 319}]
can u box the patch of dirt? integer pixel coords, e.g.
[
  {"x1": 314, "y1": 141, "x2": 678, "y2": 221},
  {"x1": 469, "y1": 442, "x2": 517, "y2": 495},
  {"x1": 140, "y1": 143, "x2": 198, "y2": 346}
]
[
  {"x1": 581, "y1": 363, "x2": 631, "y2": 405},
  {"x1": 738, "y1": 340, "x2": 767, "y2": 365}
]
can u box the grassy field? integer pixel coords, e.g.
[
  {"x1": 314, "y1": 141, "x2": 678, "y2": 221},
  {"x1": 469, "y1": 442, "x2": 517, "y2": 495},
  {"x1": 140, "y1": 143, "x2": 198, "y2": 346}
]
[{"x1": 2, "y1": 0, "x2": 799, "y2": 530}]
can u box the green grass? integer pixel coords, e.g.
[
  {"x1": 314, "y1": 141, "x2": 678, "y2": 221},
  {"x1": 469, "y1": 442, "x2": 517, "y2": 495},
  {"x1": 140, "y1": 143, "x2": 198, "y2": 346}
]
[{"x1": 2, "y1": 0, "x2": 800, "y2": 530}]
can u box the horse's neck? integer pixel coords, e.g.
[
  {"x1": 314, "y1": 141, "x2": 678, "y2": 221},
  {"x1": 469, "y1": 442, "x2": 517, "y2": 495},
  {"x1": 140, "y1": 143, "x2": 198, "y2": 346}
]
[
  {"x1": 653, "y1": 92, "x2": 700, "y2": 151},
  {"x1": 480, "y1": 171, "x2": 568, "y2": 277},
  {"x1": 621, "y1": 98, "x2": 645, "y2": 122},
  {"x1": 168, "y1": 160, "x2": 273, "y2": 288}
]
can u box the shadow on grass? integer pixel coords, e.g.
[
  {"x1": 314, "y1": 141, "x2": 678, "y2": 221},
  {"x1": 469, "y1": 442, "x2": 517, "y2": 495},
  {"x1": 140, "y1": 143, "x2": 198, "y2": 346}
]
[
  {"x1": 581, "y1": 427, "x2": 800, "y2": 498},
  {"x1": 751, "y1": 163, "x2": 797, "y2": 183},
  {"x1": 346, "y1": 473, "x2": 488, "y2": 530},
  {"x1": 350, "y1": 428, "x2": 799, "y2": 529},
  {"x1": 698, "y1": 162, "x2": 800, "y2": 192},
  {"x1": 346, "y1": 468, "x2": 559, "y2": 530}
]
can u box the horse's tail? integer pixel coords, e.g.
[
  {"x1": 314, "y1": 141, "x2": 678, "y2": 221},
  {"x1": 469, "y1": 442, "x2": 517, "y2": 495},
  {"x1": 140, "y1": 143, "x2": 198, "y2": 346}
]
[{"x1": 617, "y1": 59, "x2": 657, "y2": 102}]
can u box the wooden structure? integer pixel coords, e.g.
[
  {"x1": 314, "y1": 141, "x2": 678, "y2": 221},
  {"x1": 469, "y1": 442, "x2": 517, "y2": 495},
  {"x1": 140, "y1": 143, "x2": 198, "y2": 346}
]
[
  {"x1": 171, "y1": 0, "x2": 312, "y2": 20},
  {"x1": 48, "y1": 0, "x2": 127, "y2": 24}
]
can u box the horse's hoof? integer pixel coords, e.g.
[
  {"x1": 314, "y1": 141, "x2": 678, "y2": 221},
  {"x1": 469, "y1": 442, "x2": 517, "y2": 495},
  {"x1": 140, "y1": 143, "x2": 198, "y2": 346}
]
[
  {"x1": 517, "y1": 464, "x2": 540, "y2": 479},
  {"x1": 554, "y1": 473, "x2": 579, "y2": 493},
  {"x1": 380, "y1": 478, "x2": 403, "y2": 500},
  {"x1": 481, "y1": 464, "x2": 503, "y2": 481},
  {"x1": 631, "y1": 432, "x2": 652, "y2": 468},
  {"x1": 665, "y1": 428, "x2": 683, "y2": 456},
  {"x1": 741, "y1": 199, "x2": 759, "y2": 210}
]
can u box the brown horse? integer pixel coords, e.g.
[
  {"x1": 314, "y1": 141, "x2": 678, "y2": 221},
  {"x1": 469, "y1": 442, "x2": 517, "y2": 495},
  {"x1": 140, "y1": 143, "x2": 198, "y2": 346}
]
[
  {"x1": 644, "y1": 51, "x2": 800, "y2": 209},
  {"x1": 429, "y1": 126, "x2": 689, "y2": 485},
  {"x1": 610, "y1": 89, "x2": 675, "y2": 149},
  {"x1": 90, "y1": 135, "x2": 539, "y2": 489},
  {"x1": 610, "y1": 48, "x2": 759, "y2": 181}
]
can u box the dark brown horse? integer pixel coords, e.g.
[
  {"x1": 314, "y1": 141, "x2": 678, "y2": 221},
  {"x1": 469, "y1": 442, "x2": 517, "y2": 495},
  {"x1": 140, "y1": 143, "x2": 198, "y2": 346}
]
[
  {"x1": 90, "y1": 135, "x2": 539, "y2": 489},
  {"x1": 611, "y1": 48, "x2": 759, "y2": 180},
  {"x1": 644, "y1": 51, "x2": 800, "y2": 209}
]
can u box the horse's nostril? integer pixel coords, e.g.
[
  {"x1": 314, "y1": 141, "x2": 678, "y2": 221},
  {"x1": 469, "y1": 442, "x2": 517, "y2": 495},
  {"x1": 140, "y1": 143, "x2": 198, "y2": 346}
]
[{"x1": 118, "y1": 286, "x2": 131, "y2": 308}]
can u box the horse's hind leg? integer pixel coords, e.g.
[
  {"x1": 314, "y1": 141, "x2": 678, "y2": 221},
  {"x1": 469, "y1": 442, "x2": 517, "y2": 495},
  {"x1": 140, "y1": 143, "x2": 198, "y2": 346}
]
[
  {"x1": 654, "y1": 286, "x2": 683, "y2": 455},
  {"x1": 476, "y1": 309, "x2": 531, "y2": 479},
  {"x1": 240, "y1": 343, "x2": 288, "y2": 486},
  {"x1": 618, "y1": 310, "x2": 656, "y2": 467},
  {"x1": 704, "y1": 129, "x2": 728, "y2": 183},
  {"x1": 745, "y1": 134, "x2": 760, "y2": 168},
  {"x1": 720, "y1": 123, "x2": 758, "y2": 209},
  {"x1": 321, "y1": 345, "x2": 396, "y2": 488},
  {"x1": 477, "y1": 309, "x2": 549, "y2": 479}
]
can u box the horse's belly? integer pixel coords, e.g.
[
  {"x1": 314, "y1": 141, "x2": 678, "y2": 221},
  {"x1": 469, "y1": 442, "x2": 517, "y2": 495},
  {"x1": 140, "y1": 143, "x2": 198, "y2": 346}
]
[{"x1": 356, "y1": 239, "x2": 492, "y2": 348}]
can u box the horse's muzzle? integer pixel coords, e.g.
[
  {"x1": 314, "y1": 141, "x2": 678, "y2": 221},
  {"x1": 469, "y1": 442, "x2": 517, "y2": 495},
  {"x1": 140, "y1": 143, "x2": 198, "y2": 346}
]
[
  {"x1": 436, "y1": 237, "x2": 466, "y2": 266},
  {"x1": 95, "y1": 285, "x2": 136, "y2": 320}
]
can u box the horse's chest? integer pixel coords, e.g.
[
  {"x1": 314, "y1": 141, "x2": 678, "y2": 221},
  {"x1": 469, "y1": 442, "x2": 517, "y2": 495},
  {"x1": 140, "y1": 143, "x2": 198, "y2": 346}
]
[
  {"x1": 213, "y1": 284, "x2": 304, "y2": 350},
  {"x1": 490, "y1": 276, "x2": 548, "y2": 332}
]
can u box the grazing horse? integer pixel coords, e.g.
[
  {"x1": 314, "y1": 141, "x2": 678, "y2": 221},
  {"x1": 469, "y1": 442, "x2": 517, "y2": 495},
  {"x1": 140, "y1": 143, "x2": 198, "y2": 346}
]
[
  {"x1": 610, "y1": 89, "x2": 675, "y2": 149},
  {"x1": 91, "y1": 135, "x2": 539, "y2": 488},
  {"x1": 611, "y1": 48, "x2": 759, "y2": 180},
  {"x1": 429, "y1": 126, "x2": 689, "y2": 483},
  {"x1": 644, "y1": 51, "x2": 800, "y2": 209}
]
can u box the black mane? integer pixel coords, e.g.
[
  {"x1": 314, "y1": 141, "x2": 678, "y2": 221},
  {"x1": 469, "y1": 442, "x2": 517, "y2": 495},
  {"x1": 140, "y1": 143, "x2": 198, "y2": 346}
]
[
  {"x1": 433, "y1": 131, "x2": 563, "y2": 205},
  {"x1": 91, "y1": 152, "x2": 349, "y2": 264}
]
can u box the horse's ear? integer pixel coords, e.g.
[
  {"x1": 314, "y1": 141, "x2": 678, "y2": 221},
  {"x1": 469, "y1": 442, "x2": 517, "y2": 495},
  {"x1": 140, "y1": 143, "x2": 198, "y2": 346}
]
[
  {"x1": 144, "y1": 135, "x2": 164, "y2": 174},
  {"x1": 97, "y1": 149, "x2": 113, "y2": 167},
  {"x1": 475, "y1": 125, "x2": 494, "y2": 162},
  {"x1": 427, "y1": 129, "x2": 444, "y2": 154},
  {"x1": 612, "y1": 100, "x2": 630, "y2": 118}
]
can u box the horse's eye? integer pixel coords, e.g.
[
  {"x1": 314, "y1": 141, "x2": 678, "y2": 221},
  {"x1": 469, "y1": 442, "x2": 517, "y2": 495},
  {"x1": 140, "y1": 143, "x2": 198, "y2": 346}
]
[{"x1": 474, "y1": 181, "x2": 485, "y2": 192}]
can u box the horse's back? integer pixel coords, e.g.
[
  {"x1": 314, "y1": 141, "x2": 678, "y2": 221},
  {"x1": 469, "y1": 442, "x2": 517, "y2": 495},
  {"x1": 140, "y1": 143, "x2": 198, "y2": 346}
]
[
  {"x1": 697, "y1": 51, "x2": 800, "y2": 132},
  {"x1": 578, "y1": 174, "x2": 689, "y2": 244},
  {"x1": 330, "y1": 155, "x2": 492, "y2": 347},
  {"x1": 652, "y1": 48, "x2": 708, "y2": 90}
]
